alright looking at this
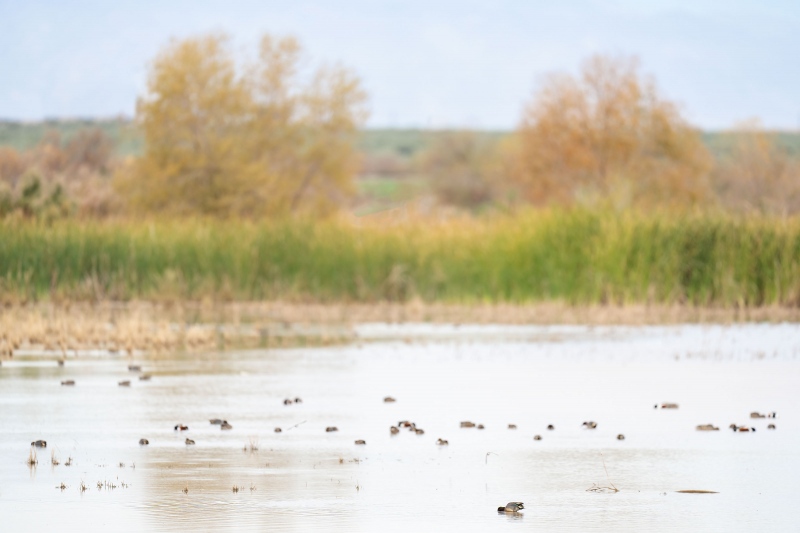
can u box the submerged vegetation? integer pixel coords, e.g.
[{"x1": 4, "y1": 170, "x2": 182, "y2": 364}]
[{"x1": 1, "y1": 211, "x2": 799, "y2": 307}]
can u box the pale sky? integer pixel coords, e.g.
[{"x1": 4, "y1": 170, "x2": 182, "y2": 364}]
[{"x1": 1, "y1": 0, "x2": 798, "y2": 129}]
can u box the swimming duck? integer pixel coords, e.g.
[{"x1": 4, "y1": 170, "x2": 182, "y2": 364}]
[
  {"x1": 415, "y1": 428, "x2": 425, "y2": 435},
  {"x1": 384, "y1": 396, "x2": 396, "y2": 403},
  {"x1": 294, "y1": 397, "x2": 302, "y2": 404},
  {"x1": 283, "y1": 399, "x2": 293, "y2": 405},
  {"x1": 274, "y1": 427, "x2": 282, "y2": 433},
  {"x1": 460, "y1": 421, "x2": 476, "y2": 428},
  {"x1": 185, "y1": 438, "x2": 195, "y2": 445},
  {"x1": 654, "y1": 403, "x2": 679, "y2": 409},
  {"x1": 617, "y1": 434, "x2": 625, "y2": 440},
  {"x1": 57, "y1": 359, "x2": 65, "y2": 366},
  {"x1": 220, "y1": 422, "x2": 233, "y2": 430},
  {"x1": 436, "y1": 438, "x2": 448, "y2": 446},
  {"x1": 209, "y1": 419, "x2": 225, "y2": 425},
  {"x1": 477, "y1": 424, "x2": 485, "y2": 430},
  {"x1": 767, "y1": 424, "x2": 776, "y2": 430},
  {"x1": 139, "y1": 438, "x2": 149, "y2": 445},
  {"x1": 325, "y1": 426, "x2": 339, "y2": 432},
  {"x1": 497, "y1": 502, "x2": 524, "y2": 513},
  {"x1": 355, "y1": 439, "x2": 366, "y2": 445},
  {"x1": 118, "y1": 380, "x2": 131, "y2": 387},
  {"x1": 390, "y1": 426, "x2": 400, "y2": 435},
  {"x1": 174, "y1": 424, "x2": 189, "y2": 431},
  {"x1": 128, "y1": 365, "x2": 141, "y2": 372},
  {"x1": 31, "y1": 440, "x2": 47, "y2": 448},
  {"x1": 533, "y1": 435, "x2": 542, "y2": 441},
  {"x1": 696, "y1": 424, "x2": 719, "y2": 431},
  {"x1": 582, "y1": 421, "x2": 597, "y2": 429},
  {"x1": 508, "y1": 424, "x2": 517, "y2": 430},
  {"x1": 61, "y1": 380, "x2": 75, "y2": 386},
  {"x1": 750, "y1": 412, "x2": 766, "y2": 419},
  {"x1": 547, "y1": 424, "x2": 555, "y2": 430},
  {"x1": 139, "y1": 374, "x2": 152, "y2": 381}
]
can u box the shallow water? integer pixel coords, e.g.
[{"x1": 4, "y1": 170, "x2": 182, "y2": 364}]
[{"x1": 1, "y1": 323, "x2": 799, "y2": 532}]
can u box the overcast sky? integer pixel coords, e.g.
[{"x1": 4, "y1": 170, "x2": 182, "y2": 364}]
[{"x1": 1, "y1": 0, "x2": 798, "y2": 129}]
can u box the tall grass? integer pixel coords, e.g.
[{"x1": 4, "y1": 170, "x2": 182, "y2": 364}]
[{"x1": 2, "y1": 210, "x2": 799, "y2": 306}]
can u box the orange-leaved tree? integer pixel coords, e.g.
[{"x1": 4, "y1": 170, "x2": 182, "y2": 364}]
[
  {"x1": 508, "y1": 55, "x2": 711, "y2": 209},
  {"x1": 116, "y1": 33, "x2": 367, "y2": 217}
]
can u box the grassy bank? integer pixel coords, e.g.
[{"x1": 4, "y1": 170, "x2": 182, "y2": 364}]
[{"x1": 1, "y1": 211, "x2": 799, "y2": 306}]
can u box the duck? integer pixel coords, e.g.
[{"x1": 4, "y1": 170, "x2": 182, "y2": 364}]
[
  {"x1": 185, "y1": 438, "x2": 195, "y2": 445},
  {"x1": 118, "y1": 380, "x2": 131, "y2": 387},
  {"x1": 498, "y1": 502, "x2": 524, "y2": 513},
  {"x1": 57, "y1": 359, "x2": 65, "y2": 367},
  {"x1": 283, "y1": 399, "x2": 293, "y2": 405},
  {"x1": 460, "y1": 421, "x2": 476, "y2": 428},
  {"x1": 220, "y1": 422, "x2": 233, "y2": 430},
  {"x1": 209, "y1": 419, "x2": 225, "y2": 425},
  {"x1": 696, "y1": 424, "x2": 719, "y2": 431},
  {"x1": 750, "y1": 412, "x2": 766, "y2": 419},
  {"x1": 139, "y1": 438, "x2": 149, "y2": 445},
  {"x1": 582, "y1": 421, "x2": 597, "y2": 429},
  {"x1": 139, "y1": 374, "x2": 152, "y2": 381},
  {"x1": 436, "y1": 438, "x2": 449, "y2": 446},
  {"x1": 174, "y1": 424, "x2": 189, "y2": 431},
  {"x1": 31, "y1": 440, "x2": 47, "y2": 448},
  {"x1": 399, "y1": 420, "x2": 413, "y2": 428},
  {"x1": 390, "y1": 426, "x2": 400, "y2": 435},
  {"x1": 274, "y1": 427, "x2": 282, "y2": 433},
  {"x1": 617, "y1": 434, "x2": 625, "y2": 440},
  {"x1": 415, "y1": 428, "x2": 425, "y2": 435},
  {"x1": 547, "y1": 424, "x2": 555, "y2": 430},
  {"x1": 128, "y1": 365, "x2": 141, "y2": 372},
  {"x1": 533, "y1": 435, "x2": 542, "y2": 441},
  {"x1": 654, "y1": 403, "x2": 679, "y2": 409},
  {"x1": 325, "y1": 426, "x2": 339, "y2": 432},
  {"x1": 477, "y1": 424, "x2": 485, "y2": 430},
  {"x1": 508, "y1": 424, "x2": 517, "y2": 430},
  {"x1": 294, "y1": 397, "x2": 302, "y2": 404},
  {"x1": 61, "y1": 380, "x2": 75, "y2": 386},
  {"x1": 767, "y1": 424, "x2": 776, "y2": 430},
  {"x1": 355, "y1": 439, "x2": 366, "y2": 445},
  {"x1": 383, "y1": 396, "x2": 396, "y2": 403}
]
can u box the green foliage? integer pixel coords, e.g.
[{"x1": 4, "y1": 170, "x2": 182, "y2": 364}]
[{"x1": 2, "y1": 212, "x2": 799, "y2": 306}]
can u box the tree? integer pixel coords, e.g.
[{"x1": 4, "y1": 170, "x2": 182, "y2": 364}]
[
  {"x1": 509, "y1": 55, "x2": 711, "y2": 209},
  {"x1": 418, "y1": 131, "x2": 500, "y2": 209},
  {"x1": 712, "y1": 121, "x2": 800, "y2": 215},
  {"x1": 116, "y1": 33, "x2": 367, "y2": 217}
]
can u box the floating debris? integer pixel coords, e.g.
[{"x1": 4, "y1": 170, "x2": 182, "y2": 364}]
[{"x1": 676, "y1": 490, "x2": 718, "y2": 494}]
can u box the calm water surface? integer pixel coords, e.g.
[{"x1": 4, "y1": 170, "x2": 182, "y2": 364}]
[{"x1": 1, "y1": 323, "x2": 799, "y2": 532}]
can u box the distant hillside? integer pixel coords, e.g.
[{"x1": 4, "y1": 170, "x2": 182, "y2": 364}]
[{"x1": 1, "y1": 118, "x2": 798, "y2": 161}]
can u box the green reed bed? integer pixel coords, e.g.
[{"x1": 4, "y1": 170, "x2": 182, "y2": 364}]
[{"x1": 1, "y1": 211, "x2": 799, "y2": 306}]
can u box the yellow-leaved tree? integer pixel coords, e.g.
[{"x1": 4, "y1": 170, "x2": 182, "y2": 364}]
[
  {"x1": 508, "y1": 55, "x2": 711, "y2": 209},
  {"x1": 116, "y1": 33, "x2": 367, "y2": 217}
]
